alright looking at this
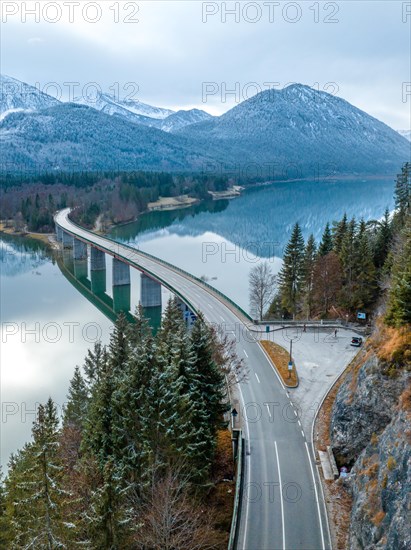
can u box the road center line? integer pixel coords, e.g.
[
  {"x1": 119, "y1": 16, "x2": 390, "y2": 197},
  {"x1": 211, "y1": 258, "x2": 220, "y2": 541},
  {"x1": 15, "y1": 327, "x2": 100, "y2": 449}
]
[
  {"x1": 255, "y1": 372, "x2": 260, "y2": 383},
  {"x1": 274, "y1": 441, "x2": 286, "y2": 550},
  {"x1": 243, "y1": 349, "x2": 249, "y2": 358}
]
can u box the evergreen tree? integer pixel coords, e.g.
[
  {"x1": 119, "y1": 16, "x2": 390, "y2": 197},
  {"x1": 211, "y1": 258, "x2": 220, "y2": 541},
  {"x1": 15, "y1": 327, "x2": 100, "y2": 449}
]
[
  {"x1": 374, "y1": 208, "x2": 392, "y2": 269},
  {"x1": 63, "y1": 366, "x2": 89, "y2": 431},
  {"x1": 278, "y1": 223, "x2": 305, "y2": 316},
  {"x1": 385, "y1": 216, "x2": 411, "y2": 327},
  {"x1": 82, "y1": 349, "x2": 129, "y2": 549},
  {"x1": 352, "y1": 220, "x2": 377, "y2": 309},
  {"x1": 7, "y1": 399, "x2": 70, "y2": 549},
  {"x1": 394, "y1": 162, "x2": 411, "y2": 216},
  {"x1": 108, "y1": 313, "x2": 130, "y2": 376},
  {"x1": 302, "y1": 234, "x2": 317, "y2": 318},
  {"x1": 331, "y1": 213, "x2": 348, "y2": 255},
  {"x1": 318, "y1": 222, "x2": 333, "y2": 256},
  {"x1": 83, "y1": 340, "x2": 105, "y2": 388},
  {"x1": 190, "y1": 314, "x2": 228, "y2": 430},
  {"x1": 339, "y1": 217, "x2": 357, "y2": 309}
]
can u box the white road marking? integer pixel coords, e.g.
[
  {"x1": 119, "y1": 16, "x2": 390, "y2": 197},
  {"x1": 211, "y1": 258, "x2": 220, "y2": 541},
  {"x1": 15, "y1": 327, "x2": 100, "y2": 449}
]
[
  {"x1": 294, "y1": 410, "x2": 298, "y2": 417},
  {"x1": 255, "y1": 372, "x2": 260, "y2": 383},
  {"x1": 274, "y1": 441, "x2": 286, "y2": 550},
  {"x1": 219, "y1": 315, "x2": 225, "y2": 322},
  {"x1": 266, "y1": 403, "x2": 272, "y2": 417},
  {"x1": 208, "y1": 303, "x2": 214, "y2": 309},
  {"x1": 238, "y1": 380, "x2": 251, "y2": 550},
  {"x1": 305, "y1": 442, "x2": 326, "y2": 550},
  {"x1": 298, "y1": 420, "x2": 301, "y2": 427},
  {"x1": 301, "y1": 430, "x2": 305, "y2": 438},
  {"x1": 243, "y1": 349, "x2": 249, "y2": 358}
]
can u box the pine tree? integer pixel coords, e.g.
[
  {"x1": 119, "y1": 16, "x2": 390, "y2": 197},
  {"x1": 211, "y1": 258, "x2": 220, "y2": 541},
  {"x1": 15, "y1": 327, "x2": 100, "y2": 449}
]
[
  {"x1": 352, "y1": 220, "x2": 377, "y2": 310},
  {"x1": 374, "y1": 208, "x2": 392, "y2": 269},
  {"x1": 190, "y1": 315, "x2": 228, "y2": 431},
  {"x1": 113, "y1": 308, "x2": 155, "y2": 489},
  {"x1": 0, "y1": 468, "x2": 11, "y2": 548},
  {"x1": 394, "y1": 162, "x2": 411, "y2": 216},
  {"x1": 82, "y1": 349, "x2": 129, "y2": 549},
  {"x1": 109, "y1": 313, "x2": 130, "y2": 376},
  {"x1": 302, "y1": 234, "x2": 317, "y2": 318},
  {"x1": 385, "y1": 216, "x2": 411, "y2": 327},
  {"x1": 278, "y1": 222, "x2": 305, "y2": 316},
  {"x1": 84, "y1": 340, "x2": 105, "y2": 388},
  {"x1": 63, "y1": 366, "x2": 89, "y2": 431},
  {"x1": 7, "y1": 399, "x2": 70, "y2": 549},
  {"x1": 339, "y1": 217, "x2": 357, "y2": 309},
  {"x1": 331, "y1": 213, "x2": 348, "y2": 255},
  {"x1": 318, "y1": 222, "x2": 333, "y2": 256}
]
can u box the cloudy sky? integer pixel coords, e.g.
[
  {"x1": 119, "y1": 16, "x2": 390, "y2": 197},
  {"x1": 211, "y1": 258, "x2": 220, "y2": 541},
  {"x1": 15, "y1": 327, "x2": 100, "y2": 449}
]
[{"x1": 1, "y1": 0, "x2": 410, "y2": 129}]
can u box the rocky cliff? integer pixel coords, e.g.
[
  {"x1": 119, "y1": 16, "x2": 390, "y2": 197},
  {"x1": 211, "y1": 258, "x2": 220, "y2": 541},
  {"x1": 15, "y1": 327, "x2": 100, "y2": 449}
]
[{"x1": 330, "y1": 325, "x2": 410, "y2": 549}]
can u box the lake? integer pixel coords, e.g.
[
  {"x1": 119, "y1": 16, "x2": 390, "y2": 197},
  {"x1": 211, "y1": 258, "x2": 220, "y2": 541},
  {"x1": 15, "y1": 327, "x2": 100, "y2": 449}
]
[{"x1": 0, "y1": 177, "x2": 395, "y2": 468}]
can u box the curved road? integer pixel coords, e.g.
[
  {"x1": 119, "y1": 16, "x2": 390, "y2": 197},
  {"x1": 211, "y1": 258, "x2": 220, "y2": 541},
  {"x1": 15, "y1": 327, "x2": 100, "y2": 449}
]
[{"x1": 55, "y1": 208, "x2": 331, "y2": 550}]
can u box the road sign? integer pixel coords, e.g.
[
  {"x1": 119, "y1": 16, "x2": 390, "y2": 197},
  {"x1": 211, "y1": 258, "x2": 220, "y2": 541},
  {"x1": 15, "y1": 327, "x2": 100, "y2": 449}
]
[
  {"x1": 266, "y1": 325, "x2": 270, "y2": 333},
  {"x1": 357, "y1": 312, "x2": 366, "y2": 320},
  {"x1": 288, "y1": 361, "x2": 293, "y2": 371}
]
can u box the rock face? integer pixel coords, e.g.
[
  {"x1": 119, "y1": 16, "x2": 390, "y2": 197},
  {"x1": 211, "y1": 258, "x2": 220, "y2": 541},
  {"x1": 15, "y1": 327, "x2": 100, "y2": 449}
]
[{"x1": 330, "y1": 352, "x2": 411, "y2": 549}]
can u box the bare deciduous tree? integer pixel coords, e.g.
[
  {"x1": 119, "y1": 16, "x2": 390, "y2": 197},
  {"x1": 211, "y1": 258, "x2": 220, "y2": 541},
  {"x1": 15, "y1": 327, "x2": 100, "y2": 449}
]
[
  {"x1": 249, "y1": 261, "x2": 277, "y2": 321},
  {"x1": 211, "y1": 328, "x2": 248, "y2": 388},
  {"x1": 132, "y1": 468, "x2": 224, "y2": 550}
]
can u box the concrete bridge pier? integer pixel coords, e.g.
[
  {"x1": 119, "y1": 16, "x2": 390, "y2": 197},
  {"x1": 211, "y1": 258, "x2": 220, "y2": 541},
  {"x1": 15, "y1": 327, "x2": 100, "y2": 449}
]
[
  {"x1": 140, "y1": 273, "x2": 162, "y2": 308},
  {"x1": 62, "y1": 230, "x2": 73, "y2": 248},
  {"x1": 112, "y1": 258, "x2": 130, "y2": 314},
  {"x1": 73, "y1": 238, "x2": 87, "y2": 260},
  {"x1": 140, "y1": 273, "x2": 162, "y2": 333},
  {"x1": 90, "y1": 247, "x2": 106, "y2": 295}
]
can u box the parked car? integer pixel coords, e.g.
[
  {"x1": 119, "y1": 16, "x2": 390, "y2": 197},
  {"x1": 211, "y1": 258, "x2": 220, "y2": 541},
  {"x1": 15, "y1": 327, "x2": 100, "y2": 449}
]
[{"x1": 351, "y1": 337, "x2": 363, "y2": 347}]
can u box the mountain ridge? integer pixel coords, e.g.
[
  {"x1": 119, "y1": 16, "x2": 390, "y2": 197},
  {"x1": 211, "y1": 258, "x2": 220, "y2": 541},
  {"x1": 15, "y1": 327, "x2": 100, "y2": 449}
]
[{"x1": 1, "y1": 76, "x2": 409, "y2": 175}]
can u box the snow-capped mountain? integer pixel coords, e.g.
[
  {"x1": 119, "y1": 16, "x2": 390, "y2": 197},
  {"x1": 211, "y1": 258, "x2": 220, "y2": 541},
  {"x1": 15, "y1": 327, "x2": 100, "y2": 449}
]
[
  {"x1": 179, "y1": 84, "x2": 410, "y2": 176},
  {"x1": 158, "y1": 109, "x2": 213, "y2": 133},
  {"x1": 0, "y1": 103, "x2": 218, "y2": 172},
  {"x1": 73, "y1": 90, "x2": 174, "y2": 123},
  {"x1": 0, "y1": 74, "x2": 60, "y2": 119},
  {"x1": 73, "y1": 91, "x2": 212, "y2": 132},
  {"x1": 398, "y1": 129, "x2": 411, "y2": 142},
  {"x1": 1, "y1": 76, "x2": 409, "y2": 175}
]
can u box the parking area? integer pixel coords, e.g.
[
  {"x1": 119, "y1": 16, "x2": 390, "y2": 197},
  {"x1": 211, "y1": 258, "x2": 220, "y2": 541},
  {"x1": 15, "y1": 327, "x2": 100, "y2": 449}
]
[{"x1": 261, "y1": 327, "x2": 362, "y2": 435}]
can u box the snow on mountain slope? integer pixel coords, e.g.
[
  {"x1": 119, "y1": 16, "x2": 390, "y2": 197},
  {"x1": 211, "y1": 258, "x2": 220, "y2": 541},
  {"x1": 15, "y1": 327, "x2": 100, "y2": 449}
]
[
  {"x1": 0, "y1": 74, "x2": 60, "y2": 116},
  {"x1": 159, "y1": 109, "x2": 213, "y2": 132},
  {"x1": 179, "y1": 84, "x2": 411, "y2": 176},
  {"x1": 73, "y1": 90, "x2": 174, "y2": 123},
  {"x1": 398, "y1": 129, "x2": 411, "y2": 142}
]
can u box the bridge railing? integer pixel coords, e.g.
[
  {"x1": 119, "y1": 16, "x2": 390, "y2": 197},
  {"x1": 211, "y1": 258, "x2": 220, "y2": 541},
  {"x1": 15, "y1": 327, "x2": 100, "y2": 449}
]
[{"x1": 59, "y1": 211, "x2": 253, "y2": 323}]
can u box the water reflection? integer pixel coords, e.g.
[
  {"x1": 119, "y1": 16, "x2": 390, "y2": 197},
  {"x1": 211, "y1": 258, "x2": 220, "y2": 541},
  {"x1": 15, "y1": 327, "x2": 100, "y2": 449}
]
[
  {"x1": 109, "y1": 179, "x2": 395, "y2": 309},
  {"x1": 0, "y1": 236, "x2": 113, "y2": 470}
]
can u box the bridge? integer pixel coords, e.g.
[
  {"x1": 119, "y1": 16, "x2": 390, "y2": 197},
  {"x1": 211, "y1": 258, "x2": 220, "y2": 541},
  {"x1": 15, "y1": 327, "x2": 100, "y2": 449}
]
[{"x1": 54, "y1": 208, "x2": 331, "y2": 550}]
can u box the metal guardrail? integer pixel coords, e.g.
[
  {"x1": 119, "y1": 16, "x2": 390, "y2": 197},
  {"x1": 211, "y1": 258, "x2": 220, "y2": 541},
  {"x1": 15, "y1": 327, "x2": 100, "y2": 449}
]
[
  {"x1": 228, "y1": 429, "x2": 243, "y2": 550},
  {"x1": 58, "y1": 211, "x2": 253, "y2": 323}
]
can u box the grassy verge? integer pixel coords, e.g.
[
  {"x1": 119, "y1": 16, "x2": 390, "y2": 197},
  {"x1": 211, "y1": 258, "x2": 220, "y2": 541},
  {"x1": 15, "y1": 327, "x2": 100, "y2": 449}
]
[{"x1": 260, "y1": 340, "x2": 299, "y2": 387}]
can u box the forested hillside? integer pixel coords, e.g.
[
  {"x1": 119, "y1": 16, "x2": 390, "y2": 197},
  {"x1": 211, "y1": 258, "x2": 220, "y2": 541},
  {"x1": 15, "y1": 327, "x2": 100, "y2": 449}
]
[
  {"x1": 270, "y1": 162, "x2": 410, "y2": 320},
  {"x1": 0, "y1": 302, "x2": 243, "y2": 549}
]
